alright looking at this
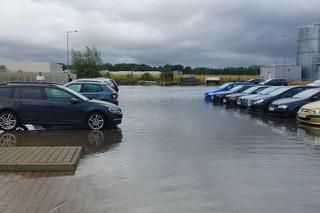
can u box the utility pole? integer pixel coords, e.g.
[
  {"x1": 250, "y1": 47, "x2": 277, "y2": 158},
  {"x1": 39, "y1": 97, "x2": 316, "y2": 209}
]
[
  {"x1": 67, "y1": 30, "x2": 78, "y2": 72},
  {"x1": 280, "y1": 34, "x2": 287, "y2": 80}
]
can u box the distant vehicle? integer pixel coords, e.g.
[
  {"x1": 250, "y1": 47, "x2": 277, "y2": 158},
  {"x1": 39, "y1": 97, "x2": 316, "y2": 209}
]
[
  {"x1": 248, "y1": 86, "x2": 313, "y2": 111},
  {"x1": 204, "y1": 82, "x2": 253, "y2": 102},
  {"x1": 237, "y1": 86, "x2": 282, "y2": 107},
  {"x1": 248, "y1": 79, "x2": 264, "y2": 84},
  {"x1": 297, "y1": 101, "x2": 320, "y2": 125},
  {"x1": 72, "y1": 78, "x2": 119, "y2": 92},
  {"x1": 223, "y1": 86, "x2": 268, "y2": 105},
  {"x1": 65, "y1": 81, "x2": 118, "y2": 105},
  {"x1": 259, "y1": 79, "x2": 288, "y2": 86},
  {"x1": 213, "y1": 84, "x2": 254, "y2": 104},
  {"x1": 268, "y1": 88, "x2": 320, "y2": 117},
  {"x1": 307, "y1": 80, "x2": 320, "y2": 87},
  {"x1": 0, "y1": 83, "x2": 122, "y2": 131}
]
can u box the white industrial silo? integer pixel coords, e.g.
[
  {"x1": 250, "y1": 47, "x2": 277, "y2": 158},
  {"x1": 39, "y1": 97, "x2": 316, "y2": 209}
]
[{"x1": 297, "y1": 24, "x2": 320, "y2": 80}]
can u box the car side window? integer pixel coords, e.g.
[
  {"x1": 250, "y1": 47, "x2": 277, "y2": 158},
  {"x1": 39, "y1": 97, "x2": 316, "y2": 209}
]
[
  {"x1": 226, "y1": 85, "x2": 234, "y2": 90},
  {"x1": 283, "y1": 88, "x2": 305, "y2": 97},
  {"x1": 312, "y1": 93, "x2": 320, "y2": 100},
  {"x1": 45, "y1": 88, "x2": 73, "y2": 102},
  {"x1": 20, "y1": 87, "x2": 44, "y2": 100},
  {"x1": 67, "y1": 84, "x2": 81, "y2": 92},
  {"x1": 82, "y1": 84, "x2": 103, "y2": 92},
  {"x1": 0, "y1": 87, "x2": 13, "y2": 98}
]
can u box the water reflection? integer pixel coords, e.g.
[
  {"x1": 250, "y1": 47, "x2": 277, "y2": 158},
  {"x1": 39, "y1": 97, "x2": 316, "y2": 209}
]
[
  {"x1": 0, "y1": 128, "x2": 122, "y2": 157},
  {"x1": 222, "y1": 103, "x2": 320, "y2": 150}
]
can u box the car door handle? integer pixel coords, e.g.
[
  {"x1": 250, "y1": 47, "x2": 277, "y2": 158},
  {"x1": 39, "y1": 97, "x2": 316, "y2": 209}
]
[{"x1": 14, "y1": 101, "x2": 23, "y2": 105}]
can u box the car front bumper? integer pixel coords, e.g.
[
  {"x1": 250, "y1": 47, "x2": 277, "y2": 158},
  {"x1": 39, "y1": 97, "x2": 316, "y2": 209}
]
[
  {"x1": 297, "y1": 114, "x2": 320, "y2": 125},
  {"x1": 268, "y1": 106, "x2": 292, "y2": 117},
  {"x1": 108, "y1": 114, "x2": 123, "y2": 126}
]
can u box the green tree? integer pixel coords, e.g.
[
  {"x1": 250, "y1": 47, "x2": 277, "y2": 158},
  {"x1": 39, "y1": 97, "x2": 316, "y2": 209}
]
[
  {"x1": 160, "y1": 68, "x2": 174, "y2": 82},
  {"x1": 72, "y1": 46, "x2": 103, "y2": 78}
]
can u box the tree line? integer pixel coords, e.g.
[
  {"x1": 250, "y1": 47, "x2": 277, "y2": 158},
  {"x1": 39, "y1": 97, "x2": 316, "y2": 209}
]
[
  {"x1": 70, "y1": 46, "x2": 260, "y2": 78},
  {"x1": 100, "y1": 64, "x2": 260, "y2": 75}
]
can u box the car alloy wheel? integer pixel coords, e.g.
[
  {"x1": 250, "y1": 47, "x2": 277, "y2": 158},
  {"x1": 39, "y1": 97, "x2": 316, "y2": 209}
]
[
  {"x1": 0, "y1": 111, "x2": 18, "y2": 131},
  {"x1": 87, "y1": 113, "x2": 105, "y2": 130}
]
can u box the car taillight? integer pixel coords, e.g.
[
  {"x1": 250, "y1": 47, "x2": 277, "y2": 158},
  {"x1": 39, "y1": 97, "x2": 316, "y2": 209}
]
[{"x1": 112, "y1": 93, "x2": 118, "y2": 100}]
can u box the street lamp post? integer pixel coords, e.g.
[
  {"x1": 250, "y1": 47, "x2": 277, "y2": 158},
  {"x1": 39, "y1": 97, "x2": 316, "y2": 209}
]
[
  {"x1": 280, "y1": 34, "x2": 287, "y2": 80},
  {"x1": 67, "y1": 30, "x2": 78, "y2": 72}
]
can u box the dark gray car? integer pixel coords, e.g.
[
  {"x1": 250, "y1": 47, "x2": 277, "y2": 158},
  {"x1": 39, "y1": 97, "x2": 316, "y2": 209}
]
[
  {"x1": 65, "y1": 82, "x2": 118, "y2": 105},
  {"x1": 0, "y1": 83, "x2": 122, "y2": 131}
]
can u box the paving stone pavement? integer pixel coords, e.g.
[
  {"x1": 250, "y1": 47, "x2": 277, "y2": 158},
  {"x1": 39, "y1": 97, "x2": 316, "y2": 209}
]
[{"x1": 0, "y1": 172, "x2": 89, "y2": 213}]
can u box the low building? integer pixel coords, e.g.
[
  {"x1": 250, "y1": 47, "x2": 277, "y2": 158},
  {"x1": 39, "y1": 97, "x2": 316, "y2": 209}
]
[
  {"x1": 0, "y1": 61, "x2": 72, "y2": 84},
  {"x1": 179, "y1": 76, "x2": 199, "y2": 86},
  {"x1": 107, "y1": 71, "x2": 161, "y2": 76},
  {"x1": 0, "y1": 61, "x2": 63, "y2": 73},
  {"x1": 260, "y1": 65, "x2": 302, "y2": 81},
  {"x1": 205, "y1": 77, "x2": 221, "y2": 85}
]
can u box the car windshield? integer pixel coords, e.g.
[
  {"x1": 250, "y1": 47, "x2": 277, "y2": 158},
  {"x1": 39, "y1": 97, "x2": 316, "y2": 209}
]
[
  {"x1": 57, "y1": 85, "x2": 89, "y2": 101},
  {"x1": 219, "y1": 83, "x2": 233, "y2": 89},
  {"x1": 262, "y1": 79, "x2": 272, "y2": 83},
  {"x1": 243, "y1": 86, "x2": 259, "y2": 94},
  {"x1": 252, "y1": 87, "x2": 267, "y2": 94},
  {"x1": 230, "y1": 85, "x2": 244, "y2": 92},
  {"x1": 293, "y1": 88, "x2": 320, "y2": 99},
  {"x1": 258, "y1": 86, "x2": 281, "y2": 95},
  {"x1": 268, "y1": 87, "x2": 291, "y2": 96}
]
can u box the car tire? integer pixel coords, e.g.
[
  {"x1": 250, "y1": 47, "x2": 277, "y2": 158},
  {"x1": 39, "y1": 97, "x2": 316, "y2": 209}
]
[
  {"x1": 87, "y1": 112, "x2": 106, "y2": 130},
  {"x1": 0, "y1": 111, "x2": 19, "y2": 131}
]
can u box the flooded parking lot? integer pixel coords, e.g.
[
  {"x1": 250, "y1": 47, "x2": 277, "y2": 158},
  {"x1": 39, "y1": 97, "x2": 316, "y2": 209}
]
[{"x1": 2, "y1": 86, "x2": 320, "y2": 212}]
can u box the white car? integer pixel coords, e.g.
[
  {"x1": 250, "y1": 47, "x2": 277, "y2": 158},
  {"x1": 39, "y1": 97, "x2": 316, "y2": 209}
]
[{"x1": 307, "y1": 80, "x2": 320, "y2": 87}]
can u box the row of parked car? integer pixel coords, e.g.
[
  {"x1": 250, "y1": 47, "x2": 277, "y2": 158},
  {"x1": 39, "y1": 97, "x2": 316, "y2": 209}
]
[
  {"x1": 204, "y1": 78, "x2": 320, "y2": 126},
  {"x1": 0, "y1": 78, "x2": 122, "y2": 131}
]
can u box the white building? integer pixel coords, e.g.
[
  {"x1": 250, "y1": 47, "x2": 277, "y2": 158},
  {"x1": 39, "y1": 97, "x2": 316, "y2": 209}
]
[
  {"x1": 260, "y1": 65, "x2": 302, "y2": 81},
  {"x1": 0, "y1": 61, "x2": 73, "y2": 84},
  {"x1": 0, "y1": 61, "x2": 63, "y2": 73}
]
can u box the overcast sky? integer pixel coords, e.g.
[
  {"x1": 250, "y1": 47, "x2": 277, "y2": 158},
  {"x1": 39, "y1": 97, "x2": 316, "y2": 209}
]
[{"x1": 0, "y1": 0, "x2": 319, "y2": 68}]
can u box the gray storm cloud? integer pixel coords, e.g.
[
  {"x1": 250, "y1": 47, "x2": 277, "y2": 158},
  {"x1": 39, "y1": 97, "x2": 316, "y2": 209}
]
[{"x1": 0, "y1": 0, "x2": 319, "y2": 67}]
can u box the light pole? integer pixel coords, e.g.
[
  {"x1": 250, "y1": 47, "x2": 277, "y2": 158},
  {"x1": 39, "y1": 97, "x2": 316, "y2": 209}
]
[
  {"x1": 67, "y1": 30, "x2": 78, "y2": 72},
  {"x1": 280, "y1": 34, "x2": 287, "y2": 79}
]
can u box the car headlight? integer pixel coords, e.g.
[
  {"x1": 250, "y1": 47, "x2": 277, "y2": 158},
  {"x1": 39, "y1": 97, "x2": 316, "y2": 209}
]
[
  {"x1": 107, "y1": 107, "x2": 122, "y2": 114},
  {"x1": 314, "y1": 109, "x2": 320, "y2": 115},
  {"x1": 278, "y1": 105, "x2": 288, "y2": 109},
  {"x1": 254, "y1": 99, "x2": 264, "y2": 104}
]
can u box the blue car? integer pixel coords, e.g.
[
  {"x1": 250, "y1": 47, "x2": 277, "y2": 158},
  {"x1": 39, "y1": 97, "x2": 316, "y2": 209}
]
[{"x1": 204, "y1": 82, "x2": 253, "y2": 102}]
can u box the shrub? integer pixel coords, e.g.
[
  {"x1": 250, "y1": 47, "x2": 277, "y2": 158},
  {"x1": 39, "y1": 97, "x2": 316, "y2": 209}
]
[{"x1": 140, "y1": 73, "x2": 154, "y2": 81}]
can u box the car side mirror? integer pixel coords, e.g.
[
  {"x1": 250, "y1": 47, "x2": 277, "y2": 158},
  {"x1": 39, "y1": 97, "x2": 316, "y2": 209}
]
[{"x1": 70, "y1": 97, "x2": 81, "y2": 104}]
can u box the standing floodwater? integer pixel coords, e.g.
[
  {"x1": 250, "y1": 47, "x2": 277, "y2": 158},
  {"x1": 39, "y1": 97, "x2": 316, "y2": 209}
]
[{"x1": 2, "y1": 86, "x2": 320, "y2": 213}]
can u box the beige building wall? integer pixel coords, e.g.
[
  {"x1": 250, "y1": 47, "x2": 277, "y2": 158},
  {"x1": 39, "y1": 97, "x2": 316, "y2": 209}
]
[{"x1": 0, "y1": 61, "x2": 63, "y2": 73}]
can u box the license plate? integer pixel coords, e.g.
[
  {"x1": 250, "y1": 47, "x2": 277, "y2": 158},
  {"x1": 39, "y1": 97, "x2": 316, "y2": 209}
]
[
  {"x1": 298, "y1": 112, "x2": 307, "y2": 118},
  {"x1": 223, "y1": 99, "x2": 226, "y2": 103},
  {"x1": 269, "y1": 107, "x2": 275, "y2": 111}
]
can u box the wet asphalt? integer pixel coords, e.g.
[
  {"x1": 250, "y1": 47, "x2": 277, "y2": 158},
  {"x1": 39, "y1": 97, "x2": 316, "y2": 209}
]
[{"x1": 2, "y1": 86, "x2": 320, "y2": 212}]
